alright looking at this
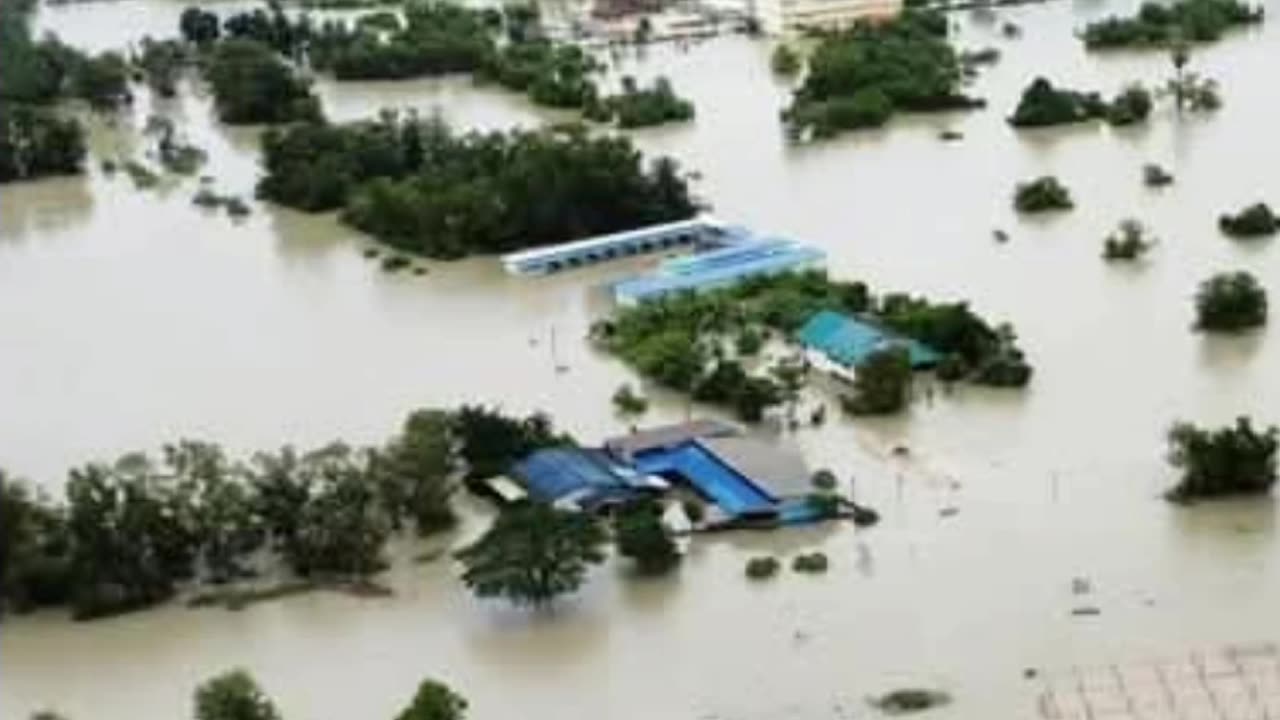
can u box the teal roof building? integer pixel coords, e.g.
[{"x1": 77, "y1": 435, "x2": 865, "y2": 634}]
[{"x1": 796, "y1": 310, "x2": 941, "y2": 369}]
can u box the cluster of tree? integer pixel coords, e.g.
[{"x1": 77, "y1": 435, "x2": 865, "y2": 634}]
[
  {"x1": 0, "y1": 0, "x2": 131, "y2": 183},
  {"x1": 782, "y1": 12, "x2": 982, "y2": 140},
  {"x1": 1082, "y1": 0, "x2": 1263, "y2": 50},
  {"x1": 203, "y1": 39, "x2": 321, "y2": 124},
  {"x1": 0, "y1": 104, "x2": 85, "y2": 183},
  {"x1": 1008, "y1": 77, "x2": 1152, "y2": 128},
  {"x1": 0, "y1": 406, "x2": 568, "y2": 620},
  {"x1": 189, "y1": 669, "x2": 467, "y2": 720},
  {"x1": 1103, "y1": 218, "x2": 1156, "y2": 260},
  {"x1": 257, "y1": 115, "x2": 697, "y2": 258},
  {"x1": 593, "y1": 270, "x2": 1031, "y2": 420},
  {"x1": 1195, "y1": 271, "x2": 1267, "y2": 331},
  {"x1": 1013, "y1": 175, "x2": 1074, "y2": 213},
  {"x1": 589, "y1": 76, "x2": 695, "y2": 129},
  {"x1": 1166, "y1": 417, "x2": 1278, "y2": 501},
  {"x1": 1218, "y1": 202, "x2": 1279, "y2": 238},
  {"x1": 477, "y1": 38, "x2": 602, "y2": 111},
  {"x1": 308, "y1": 2, "x2": 497, "y2": 80}
]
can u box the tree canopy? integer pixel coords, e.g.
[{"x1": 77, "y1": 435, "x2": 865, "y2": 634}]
[
  {"x1": 1008, "y1": 77, "x2": 1151, "y2": 128},
  {"x1": 783, "y1": 11, "x2": 982, "y2": 139},
  {"x1": 455, "y1": 503, "x2": 606, "y2": 606},
  {"x1": 203, "y1": 39, "x2": 321, "y2": 124},
  {"x1": 1195, "y1": 271, "x2": 1267, "y2": 331},
  {"x1": 258, "y1": 116, "x2": 697, "y2": 258},
  {"x1": 394, "y1": 679, "x2": 468, "y2": 720},
  {"x1": 1218, "y1": 202, "x2": 1280, "y2": 238},
  {"x1": 1167, "y1": 417, "x2": 1279, "y2": 501},
  {"x1": 842, "y1": 347, "x2": 912, "y2": 416},
  {"x1": 194, "y1": 670, "x2": 281, "y2": 720},
  {"x1": 1013, "y1": 175, "x2": 1074, "y2": 213},
  {"x1": 613, "y1": 500, "x2": 680, "y2": 576},
  {"x1": 1083, "y1": 0, "x2": 1263, "y2": 50}
]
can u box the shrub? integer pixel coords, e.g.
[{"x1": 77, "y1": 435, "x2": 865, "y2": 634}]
[
  {"x1": 1106, "y1": 84, "x2": 1153, "y2": 125},
  {"x1": 792, "y1": 552, "x2": 830, "y2": 573},
  {"x1": 1167, "y1": 417, "x2": 1279, "y2": 501},
  {"x1": 1103, "y1": 218, "x2": 1155, "y2": 260},
  {"x1": 1143, "y1": 163, "x2": 1174, "y2": 187},
  {"x1": 1195, "y1": 271, "x2": 1267, "y2": 331},
  {"x1": 745, "y1": 556, "x2": 780, "y2": 580},
  {"x1": 1013, "y1": 176, "x2": 1073, "y2": 213},
  {"x1": 1218, "y1": 202, "x2": 1280, "y2": 238},
  {"x1": 771, "y1": 44, "x2": 801, "y2": 75}
]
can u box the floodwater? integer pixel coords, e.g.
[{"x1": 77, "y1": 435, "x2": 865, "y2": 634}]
[{"x1": 4, "y1": 0, "x2": 1280, "y2": 718}]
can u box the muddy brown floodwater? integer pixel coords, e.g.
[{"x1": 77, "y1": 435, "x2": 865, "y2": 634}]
[{"x1": 5, "y1": 0, "x2": 1280, "y2": 718}]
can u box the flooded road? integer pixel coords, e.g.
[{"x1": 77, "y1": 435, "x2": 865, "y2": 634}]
[{"x1": 4, "y1": 0, "x2": 1280, "y2": 718}]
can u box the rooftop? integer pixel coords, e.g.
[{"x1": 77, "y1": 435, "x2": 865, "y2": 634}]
[
  {"x1": 613, "y1": 237, "x2": 826, "y2": 305},
  {"x1": 604, "y1": 419, "x2": 741, "y2": 460},
  {"x1": 797, "y1": 309, "x2": 940, "y2": 369}
]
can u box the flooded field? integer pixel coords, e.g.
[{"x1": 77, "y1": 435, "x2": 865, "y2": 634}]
[{"x1": 4, "y1": 0, "x2": 1280, "y2": 718}]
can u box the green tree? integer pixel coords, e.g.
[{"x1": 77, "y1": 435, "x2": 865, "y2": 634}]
[
  {"x1": 843, "y1": 347, "x2": 912, "y2": 415},
  {"x1": 1195, "y1": 271, "x2": 1267, "y2": 331},
  {"x1": 451, "y1": 406, "x2": 567, "y2": 481},
  {"x1": 376, "y1": 409, "x2": 457, "y2": 534},
  {"x1": 613, "y1": 500, "x2": 679, "y2": 576},
  {"x1": 1013, "y1": 175, "x2": 1074, "y2": 213},
  {"x1": 180, "y1": 7, "x2": 221, "y2": 45},
  {"x1": 394, "y1": 679, "x2": 468, "y2": 720},
  {"x1": 203, "y1": 39, "x2": 321, "y2": 124},
  {"x1": 1167, "y1": 417, "x2": 1279, "y2": 500},
  {"x1": 194, "y1": 670, "x2": 280, "y2": 720},
  {"x1": 1218, "y1": 202, "x2": 1279, "y2": 238},
  {"x1": 455, "y1": 503, "x2": 606, "y2": 606},
  {"x1": 285, "y1": 444, "x2": 389, "y2": 579},
  {"x1": 1103, "y1": 218, "x2": 1156, "y2": 260},
  {"x1": 771, "y1": 44, "x2": 801, "y2": 75},
  {"x1": 612, "y1": 383, "x2": 649, "y2": 419}
]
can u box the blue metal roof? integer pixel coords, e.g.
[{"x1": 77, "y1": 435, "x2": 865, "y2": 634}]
[
  {"x1": 510, "y1": 447, "x2": 637, "y2": 505},
  {"x1": 797, "y1": 310, "x2": 940, "y2": 369},
  {"x1": 614, "y1": 239, "x2": 826, "y2": 305}
]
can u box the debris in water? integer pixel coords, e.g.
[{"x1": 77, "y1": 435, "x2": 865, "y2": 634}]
[
  {"x1": 891, "y1": 445, "x2": 911, "y2": 457},
  {"x1": 1071, "y1": 577, "x2": 1091, "y2": 595},
  {"x1": 939, "y1": 507, "x2": 959, "y2": 518},
  {"x1": 869, "y1": 688, "x2": 952, "y2": 715},
  {"x1": 1071, "y1": 606, "x2": 1101, "y2": 617},
  {"x1": 993, "y1": 229, "x2": 1010, "y2": 243},
  {"x1": 1023, "y1": 668, "x2": 1038, "y2": 679}
]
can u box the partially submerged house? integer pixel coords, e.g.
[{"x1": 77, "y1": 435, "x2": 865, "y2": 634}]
[
  {"x1": 797, "y1": 309, "x2": 939, "y2": 382},
  {"x1": 509, "y1": 447, "x2": 666, "y2": 512}
]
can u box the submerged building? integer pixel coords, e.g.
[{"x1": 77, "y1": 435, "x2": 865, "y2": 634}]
[
  {"x1": 797, "y1": 309, "x2": 940, "y2": 381},
  {"x1": 754, "y1": 0, "x2": 901, "y2": 35},
  {"x1": 613, "y1": 235, "x2": 826, "y2": 306}
]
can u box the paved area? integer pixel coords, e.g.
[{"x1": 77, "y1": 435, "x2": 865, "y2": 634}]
[{"x1": 1039, "y1": 644, "x2": 1280, "y2": 720}]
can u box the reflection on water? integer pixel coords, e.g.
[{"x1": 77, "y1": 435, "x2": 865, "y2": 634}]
[{"x1": 6, "y1": 0, "x2": 1280, "y2": 718}]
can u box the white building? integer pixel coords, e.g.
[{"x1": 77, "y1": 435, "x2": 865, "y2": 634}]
[{"x1": 755, "y1": 0, "x2": 901, "y2": 35}]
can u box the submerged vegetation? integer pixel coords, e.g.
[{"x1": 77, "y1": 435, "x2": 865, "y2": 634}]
[
  {"x1": 782, "y1": 11, "x2": 982, "y2": 139},
  {"x1": 1167, "y1": 417, "x2": 1279, "y2": 501},
  {"x1": 1103, "y1": 219, "x2": 1156, "y2": 261},
  {"x1": 258, "y1": 116, "x2": 697, "y2": 258},
  {"x1": 593, "y1": 270, "x2": 1031, "y2": 422},
  {"x1": 1007, "y1": 77, "x2": 1152, "y2": 128},
  {"x1": 1013, "y1": 176, "x2": 1074, "y2": 213},
  {"x1": 1195, "y1": 271, "x2": 1267, "y2": 331},
  {"x1": 0, "y1": 406, "x2": 569, "y2": 620},
  {"x1": 1218, "y1": 202, "x2": 1280, "y2": 238},
  {"x1": 1082, "y1": 0, "x2": 1263, "y2": 50},
  {"x1": 203, "y1": 39, "x2": 322, "y2": 124}
]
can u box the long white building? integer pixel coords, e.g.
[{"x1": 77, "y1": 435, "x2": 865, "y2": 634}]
[{"x1": 755, "y1": 0, "x2": 901, "y2": 35}]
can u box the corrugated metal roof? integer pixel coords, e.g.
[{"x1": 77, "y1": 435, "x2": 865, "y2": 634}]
[
  {"x1": 699, "y1": 436, "x2": 812, "y2": 499},
  {"x1": 604, "y1": 419, "x2": 740, "y2": 460},
  {"x1": 510, "y1": 447, "x2": 635, "y2": 504},
  {"x1": 797, "y1": 310, "x2": 940, "y2": 369},
  {"x1": 613, "y1": 239, "x2": 826, "y2": 305}
]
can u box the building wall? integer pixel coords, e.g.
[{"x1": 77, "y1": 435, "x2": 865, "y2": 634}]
[{"x1": 757, "y1": 0, "x2": 901, "y2": 35}]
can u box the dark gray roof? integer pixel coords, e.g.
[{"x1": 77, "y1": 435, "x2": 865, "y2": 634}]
[
  {"x1": 605, "y1": 419, "x2": 740, "y2": 460},
  {"x1": 699, "y1": 436, "x2": 811, "y2": 499}
]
